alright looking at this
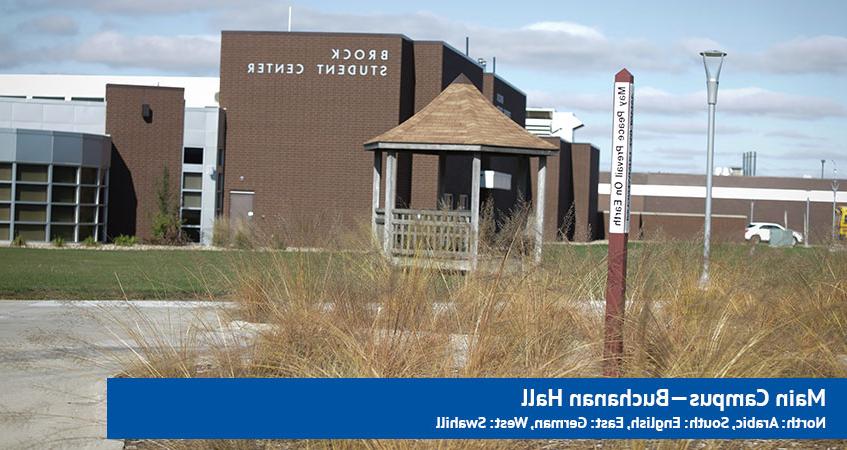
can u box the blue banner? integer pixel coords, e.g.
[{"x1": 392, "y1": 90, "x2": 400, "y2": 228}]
[{"x1": 107, "y1": 378, "x2": 846, "y2": 439}]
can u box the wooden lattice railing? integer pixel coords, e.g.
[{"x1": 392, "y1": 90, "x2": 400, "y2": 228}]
[{"x1": 389, "y1": 208, "x2": 472, "y2": 260}]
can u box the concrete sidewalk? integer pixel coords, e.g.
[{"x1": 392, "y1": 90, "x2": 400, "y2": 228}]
[{"x1": 0, "y1": 300, "x2": 227, "y2": 449}]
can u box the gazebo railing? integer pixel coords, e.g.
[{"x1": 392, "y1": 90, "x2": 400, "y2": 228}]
[{"x1": 389, "y1": 208, "x2": 472, "y2": 260}]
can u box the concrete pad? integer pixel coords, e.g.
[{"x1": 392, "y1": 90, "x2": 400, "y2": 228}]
[{"x1": 0, "y1": 300, "x2": 227, "y2": 449}]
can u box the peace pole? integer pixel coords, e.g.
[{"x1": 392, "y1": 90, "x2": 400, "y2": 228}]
[{"x1": 604, "y1": 69, "x2": 634, "y2": 377}]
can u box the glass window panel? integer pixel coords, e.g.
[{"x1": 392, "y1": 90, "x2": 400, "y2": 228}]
[
  {"x1": 78, "y1": 226, "x2": 95, "y2": 241},
  {"x1": 0, "y1": 204, "x2": 9, "y2": 221},
  {"x1": 53, "y1": 166, "x2": 77, "y2": 184},
  {"x1": 15, "y1": 205, "x2": 46, "y2": 222},
  {"x1": 52, "y1": 186, "x2": 76, "y2": 203},
  {"x1": 97, "y1": 207, "x2": 105, "y2": 224},
  {"x1": 0, "y1": 184, "x2": 10, "y2": 201},
  {"x1": 16, "y1": 185, "x2": 47, "y2": 202},
  {"x1": 100, "y1": 170, "x2": 108, "y2": 185},
  {"x1": 183, "y1": 147, "x2": 203, "y2": 164},
  {"x1": 0, "y1": 224, "x2": 8, "y2": 240},
  {"x1": 51, "y1": 225, "x2": 75, "y2": 241},
  {"x1": 99, "y1": 188, "x2": 106, "y2": 204},
  {"x1": 182, "y1": 192, "x2": 201, "y2": 209},
  {"x1": 182, "y1": 227, "x2": 200, "y2": 242},
  {"x1": 182, "y1": 209, "x2": 201, "y2": 225},
  {"x1": 15, "y1": 224, "x2": 46, "y2": 241},
  {"x1": 79, "y1": 187, "x2": 97, "y2": 204},
  {"x1": 183, "y1": 172, "x2": 202, "y2": 190},
  {"x1": 79, "y1": 206, "x2": 96, "y2": 223},
  {"x1": 17, "y1": 164, "x2": 48, "y2": 182},
  {"x1": 0, "y1": 164, "x2": 11, "y2": 181},
  {"x1": 51, "y1": 205, "x2": 76, "y2": 223},
  {"x1": 80, "y1": 168, "x2": 98, "y2": 185}
]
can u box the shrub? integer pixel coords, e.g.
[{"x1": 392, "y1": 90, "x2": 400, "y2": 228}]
[
  {"x1": 151, "y1": 166, "x2": 184, "y2": 245},
  {"x1": 11, "y1": 235, "x2": 26, "y2": 247},
  {"x1": 82, "y1": 236, "x2": 98, "y2": 247},
  {"x1": 52, "y1": 236, "x2": 65, "y2": 247},
  {"x1": 114, "y1": 234, "x2": 139, "y2": 247},
  {"x1": 212, "y1": 218, "x2": 232, "y2": 247}
]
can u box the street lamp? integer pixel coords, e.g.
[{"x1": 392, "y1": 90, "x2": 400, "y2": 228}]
[{"x1": 699, "y1": 50, "x2": 726, "y2": 288}]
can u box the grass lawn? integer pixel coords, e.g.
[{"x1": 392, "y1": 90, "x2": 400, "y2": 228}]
[
  {"x1": 0, "y1": 247, "x2": 247, "y2": 300},
  {"x1": 0, "y1": 242, "x2": 826, "y2": 300}
]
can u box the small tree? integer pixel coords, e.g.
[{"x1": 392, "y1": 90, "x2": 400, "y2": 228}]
[{"x1": 151, "y1": 166, "x2": 184, "y2": 244}]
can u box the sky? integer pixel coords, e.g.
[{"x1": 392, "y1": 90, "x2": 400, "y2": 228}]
[{"x1": 1, "y1": 0, "x2": 845, "y2": 179}]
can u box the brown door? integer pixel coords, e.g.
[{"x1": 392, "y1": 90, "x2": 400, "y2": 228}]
[{"x1": 229, "y1": 191, "x2": 254, "y2": 229}]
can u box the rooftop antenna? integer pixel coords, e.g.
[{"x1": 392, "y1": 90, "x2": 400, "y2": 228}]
[
  {"x1": 288, "y1": 6, "x2": 292, "y2": 32},
  {"x1": 492, "y1": 56, "x2": 496, "y2": 73},
  {"x1": 465, "y1": 37, "x2": 469, "y2": 56}
]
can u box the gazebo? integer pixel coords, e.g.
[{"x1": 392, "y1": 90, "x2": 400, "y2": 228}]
[{"x1": 365, "y1": 75, "x2": 558, "y2": 270}]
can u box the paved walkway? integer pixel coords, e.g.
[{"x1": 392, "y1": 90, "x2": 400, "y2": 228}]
[{"x1": 0, "y1": 300, "x2": 227, "y2": 449}]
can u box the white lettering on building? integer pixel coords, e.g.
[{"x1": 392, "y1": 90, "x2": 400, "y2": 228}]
[{"x1": 247, "y1": 48, "x2": 390, "y2": 78}]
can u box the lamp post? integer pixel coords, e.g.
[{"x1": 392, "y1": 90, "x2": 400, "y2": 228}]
[{"x1": 699, "y1": 50, "x2": 726, "y2": 288}]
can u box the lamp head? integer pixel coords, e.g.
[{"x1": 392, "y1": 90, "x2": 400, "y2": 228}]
[{"x1": 700, "y1": 50, "x2": 726, "y2": 105}]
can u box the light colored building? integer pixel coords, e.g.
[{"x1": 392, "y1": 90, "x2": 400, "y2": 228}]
[
  {"x1": 0, "y1": 75, "x2": 223, "y2": 245},
  {"x1": 525, "y1": 107, "x2": 584, "y2": 143},
  {"x1": 0, "y1": 74, "x2": 219, "y2": 108}
]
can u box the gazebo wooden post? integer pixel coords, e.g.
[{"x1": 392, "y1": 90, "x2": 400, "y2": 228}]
[
  {"x1": 383, "y1": 150, "x2": 397, "y2": 255},
  {"x1": 534, "y1": 155, "x2": 547, "y2": 263},
  {"x1": 371, "y1": 150, "x2": 382, "y2": 243},
  {"x1": 470, "y1": 152, "x2": 481, "y2": 269}
]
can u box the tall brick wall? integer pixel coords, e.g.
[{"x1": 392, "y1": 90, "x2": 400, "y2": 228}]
[
  {"x1": 217, "y1": 31, "x2": 544, "y2": 243},
  {"x1": 219, "y1": 32, "x2": 409, "y2": 238},
  {"x1": 105, "y1": 84, "x2": 185, "y2": 241}
]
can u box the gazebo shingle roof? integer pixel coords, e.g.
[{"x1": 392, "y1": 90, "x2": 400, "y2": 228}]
[{"x1": 365, "y1": 75, "x2": 558, "y2": 155}]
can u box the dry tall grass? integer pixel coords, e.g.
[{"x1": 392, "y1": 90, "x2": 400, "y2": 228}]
[{"x1": 118, "y1": 220, "x2": 847, "y2": 449}]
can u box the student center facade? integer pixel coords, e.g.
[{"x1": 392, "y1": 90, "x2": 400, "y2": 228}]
[
  {"x1": 0, "y1": 31, "x2": 600, "y2": 246},
  {"x1": 3, "y1": 30, "x2": 838, "y2": 247}
]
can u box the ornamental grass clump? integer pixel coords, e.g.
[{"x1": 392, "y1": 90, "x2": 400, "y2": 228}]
[{"x1": 114, "y1": 217, "x2": 847, "y2": 449}]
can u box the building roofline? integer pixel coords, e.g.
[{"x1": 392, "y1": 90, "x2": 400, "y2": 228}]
[
  {"x1": 221, "y1": 30, "x2": 414, "y2": 41},
  {"x1": 484, "y1": 72, "x2": 526, "y2": 97},
  {"x1": 105, "y1": 83, "x2": 185, "y2": 92}
]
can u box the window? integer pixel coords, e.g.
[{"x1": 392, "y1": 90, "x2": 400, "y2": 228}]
[
  {"x1": 183, "y1": 173, "x2": 202, "y2": 190},
  {"x1": 51, "y1": 206, "x2": 76, "y2": 223},
  {"x1": 79, "y1": 187, "x2": 98, "y2": 204},
  {"x1": 53, "y1": 166, "x2": 77, "y2": 184},
  {"x1": 184, "y1": 147, "x2": 204, "y2": 164},
  {"x1": 15, "y1": 205, "x2": 46, "y2": 222},
  {"x1": 52, "y1": 186, "x2": 76, "y2": 203},
  {"x1": 15, "y1": 225, "x2": 45, "y2": 241},
  {"x1": 0, "y1": 163, "x2": 11, "y2": 181},
  {"x1": 70, "y1": 97, "x2": 104, "y2": 102},
  {"x1": 80, "y1": 168, "x2": 98, "y2": 185},
  {"x1": 182, "y1": 192, "x2": 201, "y2": 209},
  {"x1": 182, "y1": 209, "x2": 201, "y2": 226},
  {"x1": 16, "y1": 185, "x2": 47, "y2": 202},
  {"x1": 17, "y1": 165, "x2": 48, "y2": 182},
  {"x1": 78, "y1": 206, "x2": 97, "y2": 223}
]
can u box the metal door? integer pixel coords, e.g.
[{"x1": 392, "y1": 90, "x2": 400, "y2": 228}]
[{"x1": 229, "y1": 191, "x2": 254, "y2": 229}]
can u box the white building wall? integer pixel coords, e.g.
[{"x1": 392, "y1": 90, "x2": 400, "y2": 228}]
[
  {"x1": 182, "y1": 107, "x2": 220, "y2": 245},
  {"x1": 0, "y1": 74, "x2": 219, "y2": 108},
  {"x1": 0, "y1": 97, "x2": 106, "y2": 134}
]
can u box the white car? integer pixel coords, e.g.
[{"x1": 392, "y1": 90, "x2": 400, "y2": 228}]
[{"x1": 745, "y1": 222, "x2": 803, "y2": 245}]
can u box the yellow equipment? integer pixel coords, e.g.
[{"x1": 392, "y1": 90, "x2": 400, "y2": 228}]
[{"x1": 840, "y1": 206, "x2": 847, "y2": 238}]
